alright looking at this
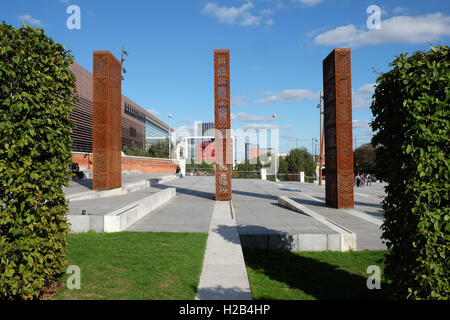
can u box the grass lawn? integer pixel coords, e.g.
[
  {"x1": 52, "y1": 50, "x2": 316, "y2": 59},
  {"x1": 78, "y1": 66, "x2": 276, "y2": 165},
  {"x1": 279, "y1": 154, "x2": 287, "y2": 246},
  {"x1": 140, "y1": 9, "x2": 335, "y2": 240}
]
[
  {"x1": 243, "y1": 249, "x2": 389, "y2": 300},
  {"x1": 53, "y1": 231, "x2": 208, "y2": 300}
]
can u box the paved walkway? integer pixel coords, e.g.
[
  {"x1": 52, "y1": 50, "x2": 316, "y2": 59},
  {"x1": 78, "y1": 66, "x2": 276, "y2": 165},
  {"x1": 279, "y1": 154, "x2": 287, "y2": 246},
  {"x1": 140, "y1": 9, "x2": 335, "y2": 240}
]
[
  {"x1": 195, "y1": 201, "x2": 252, "y2": 300},
  {"x1": 63, "y1": 172, "x2": 174, "y2": 196},
  {"x1": 126, "y1": 177, "x2": 215, "y2": 233},
  {"x1": 68, "y1": 187, "x2": 159, "y2": 216},
  {"x1": 126, "y1": 177, "x2": 387, "y2": 250}
]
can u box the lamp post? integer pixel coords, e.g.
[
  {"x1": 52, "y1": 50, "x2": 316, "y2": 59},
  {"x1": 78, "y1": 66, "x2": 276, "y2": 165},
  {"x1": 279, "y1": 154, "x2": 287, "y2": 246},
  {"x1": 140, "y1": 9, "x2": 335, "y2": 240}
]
[
  {"x1": 272, "y1": 113, "x2": 277, "y2": 181},
  {"x1": 168, "y1": 114, "x2": 172, "y2": 159},
  {"x1": 120, "y1": 45, "x2": 128, "y2": 81},
  {"x1": 317, "y1": 91, "x2": 324, "y2": 186}
]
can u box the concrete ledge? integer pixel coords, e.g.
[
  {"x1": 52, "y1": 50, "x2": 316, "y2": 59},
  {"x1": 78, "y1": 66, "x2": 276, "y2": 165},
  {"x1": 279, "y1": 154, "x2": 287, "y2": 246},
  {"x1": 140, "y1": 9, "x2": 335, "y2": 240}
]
[
  {"x1": 68, "y1": 180, "x2": 151, "y2": 201},
  {"x1": 68, "y1": 188, "x2": 176, "y2": 233},
  {"x1": 239, "y1": 233, "x2": 354, "y2": 252},
  {"x1": 277, "y1": 196, "x2": 357, "y2": 251},
  {"x1": 104, "y1": 187, "x2": 176, "y2": 232}
]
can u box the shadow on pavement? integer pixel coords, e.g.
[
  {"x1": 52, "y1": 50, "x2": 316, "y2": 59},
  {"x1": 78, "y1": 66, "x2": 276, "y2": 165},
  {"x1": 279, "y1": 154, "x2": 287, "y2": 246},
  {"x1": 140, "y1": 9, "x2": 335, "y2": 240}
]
[
  {"x1": 152, "y1": 183, "x2": 215, "y2": 200},
  {"x1": 70, "y1": 178, "x2": 92, "y2": 190},
  {"x1": 214, "y1": 225, "x2": 297, "y2": 251},
  {"x1": 195, "y1": 285, "x2": 252, "y2": 300},
  {"x1": 232, "y1": 189, "x2": 275, "y2": 200}
]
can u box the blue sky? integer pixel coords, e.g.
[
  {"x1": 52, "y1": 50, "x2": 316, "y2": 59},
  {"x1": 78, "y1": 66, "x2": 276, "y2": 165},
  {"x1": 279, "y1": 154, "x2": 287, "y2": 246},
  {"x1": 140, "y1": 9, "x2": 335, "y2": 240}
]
[{"x1": 2, "y1": 0, "x2": 449, "y2": 153}]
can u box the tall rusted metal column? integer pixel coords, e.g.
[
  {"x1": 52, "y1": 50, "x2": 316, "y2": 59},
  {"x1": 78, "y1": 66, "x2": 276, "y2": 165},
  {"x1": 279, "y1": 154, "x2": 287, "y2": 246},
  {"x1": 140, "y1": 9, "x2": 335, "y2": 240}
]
[
  {"x1": 214, "y1": 50, "x2": 232, "y2": 200},
  {"x1": 322, "y1": 48, "x2": 354, "y2": 208},
  {"x1": 92, "y1": 51, "x2": 122, "y2": 190}
]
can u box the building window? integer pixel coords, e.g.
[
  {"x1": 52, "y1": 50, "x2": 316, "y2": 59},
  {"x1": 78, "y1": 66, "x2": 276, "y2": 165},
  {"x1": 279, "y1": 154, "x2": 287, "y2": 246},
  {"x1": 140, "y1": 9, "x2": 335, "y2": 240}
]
[{"x1": 130, "y1": 127, "x2": 137, "y2": 138}]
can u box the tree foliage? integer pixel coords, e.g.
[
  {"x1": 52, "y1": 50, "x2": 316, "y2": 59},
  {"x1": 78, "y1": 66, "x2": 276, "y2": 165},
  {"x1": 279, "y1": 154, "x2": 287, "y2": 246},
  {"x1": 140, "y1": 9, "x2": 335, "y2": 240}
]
[
  {"x1": 147, "y1": 139, "x2": 174, "y2": 159},
  {"x1": 284, "y1": 148, "x2": 315, "y2": 176},
  {"x1": 353, "y1": 143, "x2": 376, "y2": 173},
  {"x1": 371, "y1": 45, "x2": 449, "y2": 300},
  {"x1": 0, "y1": 22, "x2": 77, "y2": 299}
]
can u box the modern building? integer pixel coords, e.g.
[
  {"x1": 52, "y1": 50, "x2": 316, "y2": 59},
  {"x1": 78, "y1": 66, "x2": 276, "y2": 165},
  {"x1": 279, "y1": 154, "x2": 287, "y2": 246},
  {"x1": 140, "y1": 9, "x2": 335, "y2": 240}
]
[
  {"x1": 196, "y1": 122, "x2": 215, "y2": 137},
  {"x1": 70, "y1": 61, "x2": 171, "y2": 153},
  {"x1": 245, "y1": 143, "x2": 260, "y2": 161}
]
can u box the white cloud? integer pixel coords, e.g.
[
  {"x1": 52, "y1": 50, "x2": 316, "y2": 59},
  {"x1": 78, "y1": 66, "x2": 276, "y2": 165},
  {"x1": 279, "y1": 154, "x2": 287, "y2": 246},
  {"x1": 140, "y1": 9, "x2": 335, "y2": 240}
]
[
  {"x1": 265, "y1": 18, "x2": 274, "y2": 26},
  {"x1": 294, "y1": 0, "x2": 323, "y2": 6},
  {"x1": 175, "y1": 125, "x2": 195, "y2": 138},
  {"x1": 392, "y1": 7, "x2": 409, "y2": 15},
  {"x1": 231, "y1": 112, "x2": 273, "y2": 122},
  {"x1": 18, "y1": 14, "x2": 43, "y2": 27},
  {"x1": 241, "y1": 123, "x2": 292, "y2": 130},
  {"x1": 202, "y1": 2, "x2": 261, "y2": 26},
  {"x1": 353, "y1": 120, "x2": 376, "y2": 142},
  {"x1": 231, "y1": 95, "x2": 248, "y2": 107},
  {"x1": 281, "y1": 134, "x2": 309, "y2": 142},
  {"x1": 314, "y1": 12, "x2": 450, "y2": 47},
  {"x1": 353, "y1": 83, "x2": 375, "y2": 109},
  {"x1": 254, "y1": 84, "x2": 374, "y2": 108},
  {"x1": 180, "y1": 117, "x2": 194, "y2": 124},
  {"x1": 147, "y1": 108, "x2": 160, "y2": 116},
  {"x1": 254, "y1": 89, "x2": 319, "y2": 103},
  {"x1": 352, "y1": 120, "x2": 371, "y2": 129}
]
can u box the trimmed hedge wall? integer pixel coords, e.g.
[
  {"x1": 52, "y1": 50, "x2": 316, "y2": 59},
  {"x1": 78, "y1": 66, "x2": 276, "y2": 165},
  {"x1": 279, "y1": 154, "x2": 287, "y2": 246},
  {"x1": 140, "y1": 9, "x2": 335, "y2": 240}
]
[
  {"x1": 0, "y1": 22, "x2": 76, "y2": 299},
  {"x1": 371, "y1": 45, "x2": 449, "y2": 299}
]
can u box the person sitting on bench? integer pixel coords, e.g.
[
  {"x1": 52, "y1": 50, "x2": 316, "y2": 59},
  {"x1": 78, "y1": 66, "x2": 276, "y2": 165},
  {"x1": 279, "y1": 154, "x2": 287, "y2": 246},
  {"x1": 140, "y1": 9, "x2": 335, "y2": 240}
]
[{"x1": 71, "y1": 162, "x2": 85, "y2": 180}]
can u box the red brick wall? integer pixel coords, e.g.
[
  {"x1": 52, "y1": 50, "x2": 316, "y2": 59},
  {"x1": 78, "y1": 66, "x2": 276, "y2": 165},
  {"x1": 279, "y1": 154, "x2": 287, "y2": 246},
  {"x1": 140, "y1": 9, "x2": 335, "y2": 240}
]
[{"x1": 72, "y1": 153, "x2": 178, "y2": 174}]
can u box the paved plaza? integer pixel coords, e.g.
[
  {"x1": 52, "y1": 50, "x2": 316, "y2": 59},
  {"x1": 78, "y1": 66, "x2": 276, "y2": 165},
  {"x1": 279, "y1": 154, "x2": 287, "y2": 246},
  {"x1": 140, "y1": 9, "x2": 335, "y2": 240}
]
[{"x1": 81, "y1": 176, "x2": 388, "y2": 250}]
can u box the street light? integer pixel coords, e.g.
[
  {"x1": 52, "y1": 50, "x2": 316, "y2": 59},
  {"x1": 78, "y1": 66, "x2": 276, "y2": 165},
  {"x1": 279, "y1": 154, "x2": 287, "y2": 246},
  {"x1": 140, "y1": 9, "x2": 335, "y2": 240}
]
[
  {"x1": 168, "y1": 114, "x2": 172, "y2": 159},
  {"x1": 272, "y1": 113, "x2": 277, "y2": 181},
  {"x1": 317, "y1": 91, "x2": 324, "y2": 186},
  {"x1": 121, "y1": 45, "x2": 128, "y2": 81}
]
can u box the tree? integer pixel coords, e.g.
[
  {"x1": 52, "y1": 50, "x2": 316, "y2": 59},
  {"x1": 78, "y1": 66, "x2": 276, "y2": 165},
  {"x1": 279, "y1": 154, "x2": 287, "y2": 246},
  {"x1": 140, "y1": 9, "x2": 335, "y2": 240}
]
[
  {"x1": 277, "y1": 156, "x2": 289, "y2": 174},
  {"x1": 0, "y1": 22, "x2": 77, "y2": 299},
  {"x1": 353, "y1": 143, "x2": 376, "y2": 173},
  {"x1": 371, "y1": 45, "x2": 449, "y2": 300},
  {"x1": 147, "y1": 138, "x2": 174, "y2": 159},
  {"x1": 284, "y1": 148, "x2": 315, "y2": 176}
]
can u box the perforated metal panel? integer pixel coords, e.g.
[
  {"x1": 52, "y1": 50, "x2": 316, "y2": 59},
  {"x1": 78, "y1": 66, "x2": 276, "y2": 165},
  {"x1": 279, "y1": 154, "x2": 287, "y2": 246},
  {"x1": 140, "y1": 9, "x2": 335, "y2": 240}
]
[
  {"x1": 214, "y1": 50, "x2": 232, "y2": 200},
  {"x1": 92, "y1": 51, "x2": 122, "y2": 190},
  {"x1": 323, "y1": 48, "x2": 354, "y2": 208}
]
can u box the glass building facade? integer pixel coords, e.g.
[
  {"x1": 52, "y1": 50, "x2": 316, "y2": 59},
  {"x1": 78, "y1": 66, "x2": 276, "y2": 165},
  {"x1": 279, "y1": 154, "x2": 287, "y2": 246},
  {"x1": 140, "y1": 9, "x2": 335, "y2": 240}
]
[{"x1": 145, "y1": 117, "x2": 170, "y2": 149}]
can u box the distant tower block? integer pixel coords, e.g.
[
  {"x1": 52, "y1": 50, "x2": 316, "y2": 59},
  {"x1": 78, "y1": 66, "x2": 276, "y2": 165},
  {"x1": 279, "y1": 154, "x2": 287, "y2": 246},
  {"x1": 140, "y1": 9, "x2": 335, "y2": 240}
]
[
  {"x1": 323, "y1": 48, "x2": 354, "y2": 208},
  {"x1": 92, "y1": 51, "x2": 122, "y2": 190},
  {"x1": 214, "y1": 49, "x2": 232, "y2": 200}
]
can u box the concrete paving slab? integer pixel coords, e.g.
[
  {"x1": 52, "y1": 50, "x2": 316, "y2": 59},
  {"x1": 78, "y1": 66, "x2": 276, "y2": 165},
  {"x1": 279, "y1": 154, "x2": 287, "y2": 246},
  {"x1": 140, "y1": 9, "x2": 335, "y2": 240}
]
[{"x1": 126, "y1": 177, "x2": 215, "y2": 233}]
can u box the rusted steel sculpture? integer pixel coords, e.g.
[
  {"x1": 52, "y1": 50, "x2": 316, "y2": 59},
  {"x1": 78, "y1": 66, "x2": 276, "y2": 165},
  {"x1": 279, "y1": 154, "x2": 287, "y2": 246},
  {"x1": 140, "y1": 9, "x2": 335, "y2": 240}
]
[
  {"x1": 214, "y1": 50, "x2": 232, "y2": 200},
  {"x1": 92, "y1": 51, "x2": 122, "y2": 190},
  {"x1": 323, "y1": 48, "x2": 354, "y2": 208}
]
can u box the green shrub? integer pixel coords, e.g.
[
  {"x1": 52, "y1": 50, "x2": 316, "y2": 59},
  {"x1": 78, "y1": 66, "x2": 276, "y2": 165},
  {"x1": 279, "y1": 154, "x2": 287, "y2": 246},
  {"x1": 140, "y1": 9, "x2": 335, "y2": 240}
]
[
  {"x1": 0, "y1": 22, "x2": 76, "y2": 299},
  {"x1": 371, "y1": 45, "x2": 449, "y2": 299},
  {"x1": 148, "y1": 139, "x2": 174, "y2": 159},
  {"x1": 284, "y1": 148, "x2": 315, "y2": 176},
  {"x1": 122, "y1": 142, "x2": 149, "y2": 157}
]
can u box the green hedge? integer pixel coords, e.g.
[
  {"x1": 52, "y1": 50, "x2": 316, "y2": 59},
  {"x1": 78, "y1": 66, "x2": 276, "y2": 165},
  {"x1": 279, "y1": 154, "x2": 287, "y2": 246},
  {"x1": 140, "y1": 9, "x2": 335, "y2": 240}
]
[
  {"x1": 371, "y1": 45, "x2": 449, "y2": 299},
  {"x1": 0, "y1": 22, "x2": 76, "y2": 299}
]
